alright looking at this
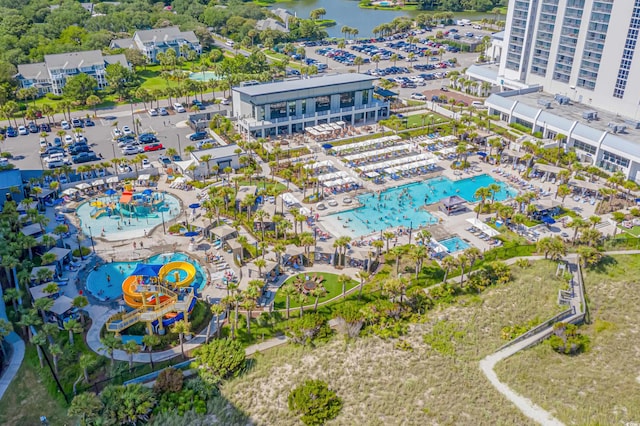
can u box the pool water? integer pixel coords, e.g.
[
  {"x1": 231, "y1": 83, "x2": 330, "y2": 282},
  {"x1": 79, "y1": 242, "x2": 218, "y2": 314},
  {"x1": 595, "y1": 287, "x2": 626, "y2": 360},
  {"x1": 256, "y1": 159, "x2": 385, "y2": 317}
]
[
  {"x1": 329, "y1": 175, "x2": 516, "y2": 237},
  {"x1": 76, "y1": 193, "x2": 181, "y2": 241},
  {"x1": 439, "y1": 237, "x2": 470, "y2": 253},
  {"x1": 86, "y1": 252, "x2": 207, "y2": 301}
]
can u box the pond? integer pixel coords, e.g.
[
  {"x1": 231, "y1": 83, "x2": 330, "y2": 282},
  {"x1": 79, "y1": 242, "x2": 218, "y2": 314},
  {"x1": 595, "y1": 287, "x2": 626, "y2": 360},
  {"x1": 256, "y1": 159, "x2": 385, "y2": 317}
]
[{"x1": 276, "y1": 0, "x2": 495, "y2": 37}]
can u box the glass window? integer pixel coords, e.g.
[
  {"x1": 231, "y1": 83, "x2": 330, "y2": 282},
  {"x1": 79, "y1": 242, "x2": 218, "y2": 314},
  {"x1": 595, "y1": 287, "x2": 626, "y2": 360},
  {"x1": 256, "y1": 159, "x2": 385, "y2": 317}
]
[
  {"x1": 339, "y1": 91, "x2": 354, "y2": 108},
  {"x1": 316, "y1": 95, "x2": 330, "y2": 112},
  {"x1": 288, "y1": 101, "x2": 296, "y2": 117},
  {"x1": 301, "y1": 99, "x2": 306, "y2": 115},
  {"x1": 269, "y1": 102, "x2": 287, "y2": 119},
  {"x1": 362, "y1": 90, "x2": 369, "y2": 105}
]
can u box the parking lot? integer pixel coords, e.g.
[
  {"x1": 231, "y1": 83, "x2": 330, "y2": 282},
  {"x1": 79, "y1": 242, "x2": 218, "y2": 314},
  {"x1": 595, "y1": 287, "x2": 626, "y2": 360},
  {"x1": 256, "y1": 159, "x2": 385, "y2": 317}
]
[{"x1": 4, "y1": 101, "x2": 232, "y2": 180}]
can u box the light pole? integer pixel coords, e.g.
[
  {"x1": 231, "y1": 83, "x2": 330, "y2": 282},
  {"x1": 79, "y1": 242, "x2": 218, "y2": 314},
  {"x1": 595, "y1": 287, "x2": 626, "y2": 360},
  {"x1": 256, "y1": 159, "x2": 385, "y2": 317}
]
[
  {"x1": 111, "y1": 143, "x2": 116, "y2": 160},
  {"x1": 87, "y1": 226, "x2": 95, "y2": 253},
  {"x1": 177, "y1": 134, "x2": 182, "y2": 157}
]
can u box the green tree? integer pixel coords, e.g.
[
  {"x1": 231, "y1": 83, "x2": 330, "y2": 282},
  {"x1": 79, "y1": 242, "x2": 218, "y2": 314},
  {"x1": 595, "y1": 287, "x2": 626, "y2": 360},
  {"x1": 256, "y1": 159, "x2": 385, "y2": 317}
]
[
  {"x1": 68, "y1": 392, "x2": 103, "y2": 426},
  {"x1": 172, "y1": 320, "x2": 192, "y2": 360},
  {"x1": 64, "y1": 318, "x2": 82, "y2": 346},
  {"x1": 0, "y1": 318, "x2": 13, "y2": 359},
  {"x1": 79, "y1": 353, "x2": 97, "y2": 384},
  {"x1": 100, "y1": 334, "x2": 121, "y2": 370},
  {"x1": 63, "y1": 73, "x2": 97, "y2": 105},
  {"x1": 192, "y1": 338, "x2": 246, "y2": 385},
  {"x1": 288, "y1": 379, "x2": 343, "y2": 426},
  {"x1": 99, "y1": 384, "x2": 156, "y2": 425}
]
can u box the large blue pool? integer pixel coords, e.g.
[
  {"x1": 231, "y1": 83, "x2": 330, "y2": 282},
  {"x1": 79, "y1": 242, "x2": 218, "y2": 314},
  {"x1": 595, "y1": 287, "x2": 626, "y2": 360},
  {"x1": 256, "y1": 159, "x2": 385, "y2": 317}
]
[
  {"x1": 328, "y1": 175, "x2": 516, "y2": 237},
  {"x1": 439, "y1": 237, "x2": 470, "y2": 253},
  {"x1": 86, "y1": 252, "x2": 207, "y2": 301}
]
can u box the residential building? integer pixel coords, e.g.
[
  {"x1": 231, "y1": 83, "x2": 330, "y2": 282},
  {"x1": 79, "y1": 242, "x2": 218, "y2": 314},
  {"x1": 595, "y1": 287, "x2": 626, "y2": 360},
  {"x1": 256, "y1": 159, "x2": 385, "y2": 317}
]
[
  {"x1": 174, "y1": 144, "x2": 242, "y2": 179},
  {"x1": 497, "y1": 0, "x2": 640, "y2": 118},
  {"x1": 255, "y1": 18, "x2": 289, "y2": 33},
  {"x1": 110, "y1": 26, "x2": 201, "y2": 63},
  {"x1": 17, "y1": 50, "x2": 129, "y2": 95},
  {"x1": 232, "y1": 73, "x2": 389, "y2": 138}
]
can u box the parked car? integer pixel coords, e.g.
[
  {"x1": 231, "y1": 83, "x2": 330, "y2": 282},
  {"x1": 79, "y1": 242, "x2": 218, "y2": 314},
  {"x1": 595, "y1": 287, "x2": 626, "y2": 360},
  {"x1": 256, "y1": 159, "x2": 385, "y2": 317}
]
[
  {"x1": 6, "y1": 127, "x2": 17, "y2": 137},
  {"x1": 40, "y1": 147, "x2": 64, "y2": 158},
  {"x1": 143, "y1": 143, "x2": 164, "y2": 152},
  {"x1": 138, "y1": 133, "x2": 159, "y2": 144},
  {"x1": 189, "y1": 131, "x2": 208, "y2": 141},
  {"x1": 84, "y1": 118, "x2": 95, "y2": 127},
  {"x1": 159, "y1": 107, "x2": 169, "y2": 116},
  {"x1": 122, "y1": 125, "x2": 134, "y2": 135},
  {"x1": 118, "y1": 163, "x2": 132, "y2": 173},
  {"x1": 39, "y1": 123, "x2": 51, "y2": 132},
  {"x1": 68, "y1": 144, "x2": 90, "y2": 155},
  {"x1": 18, "y1": 126, "x2": 28, "y2": 135},
  {"x1": 411, "y1": 93, "x2": 427, "y2": 100},
  {"x1": 172, "y1": 154, "x2": 182, "y2": 162},
  {"x1": 71, "y1": 118, "x2": 83, "y2": 128},
  {"x1": 173, "y1": 103, "x2": 186, "y2": 113},
  {"x1": 72, "y1": 151, "x2": 99, "y2": 164},
  {"x1": 53, "y1": 137, "x2": 62, "y2": 147},
  {"x1": 112, "y1": 128, "x2": 123, "y2": 138},
  {"x1": 121, "y1": 145, "x2": 142, "y2": 155},
  {"x1": 142, "y1": 159, "x2": 152, "y2": 169},
  {"x1": 28, "y1": 122, "x2": 39, "y2": 133},
  {"x1": 158, "y1": 155, "x2": 171, "y2": 166},
  {"x1": 149, "y1": 108, "x2": 158, "y2": 117},
  {"x1": 60, "y1": 120, "x2": 71, "y2": 130}
]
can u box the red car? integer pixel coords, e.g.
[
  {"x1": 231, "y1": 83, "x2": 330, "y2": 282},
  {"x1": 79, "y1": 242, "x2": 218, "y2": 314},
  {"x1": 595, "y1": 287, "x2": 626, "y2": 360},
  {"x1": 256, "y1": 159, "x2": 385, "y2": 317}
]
[{"x1": 144, "y1": 143, "x2": 164, "y2": 152}]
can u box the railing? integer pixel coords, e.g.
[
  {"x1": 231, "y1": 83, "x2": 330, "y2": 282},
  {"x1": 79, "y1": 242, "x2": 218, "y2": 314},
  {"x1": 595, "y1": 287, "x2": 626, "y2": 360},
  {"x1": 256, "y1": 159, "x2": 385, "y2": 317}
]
[
  {"x1": 497, "y1": 308, "x2": 573, "y2": 352},
  {"x1": 106, "y1": 312, "x2": 141, "y2": 332}
]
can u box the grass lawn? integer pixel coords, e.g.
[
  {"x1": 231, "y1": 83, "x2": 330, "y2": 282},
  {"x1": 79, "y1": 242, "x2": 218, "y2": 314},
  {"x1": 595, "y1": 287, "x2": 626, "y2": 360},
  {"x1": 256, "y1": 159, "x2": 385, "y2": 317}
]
[
  {"x1": 496, "y1": 254, "x2": 640, "y2": 425},
  {"x1": 217, "y1": 260, "x2": 564, "y2": 425},
  {"x1": 405, "y1": 113, "x2": 448, "y2": 129},
  {"x1": 620, "y1": 225, "x2": 640, "y2": 237},
  {"x1": 0, "y1": 345, "x2": 72, "y2": 426},
  {"x1": 273, "y1": 272, "x2": 357, "y2": 309}
]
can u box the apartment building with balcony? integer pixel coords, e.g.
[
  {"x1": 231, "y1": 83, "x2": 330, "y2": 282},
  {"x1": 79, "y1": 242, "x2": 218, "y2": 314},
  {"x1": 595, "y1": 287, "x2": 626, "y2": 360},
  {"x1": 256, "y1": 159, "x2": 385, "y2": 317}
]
[
  {"x1": 17, "y1": 50, "x2": 129, "y2": 96},
  {"x1": 232, "y1": 74, "x2": 389, "y2": 139},
  {"x1": 110, "y1": 26, "x2": 201, "y2": 63},
  {"x1": 498, "y1": 0, "x2": 640, "y2": 119}
]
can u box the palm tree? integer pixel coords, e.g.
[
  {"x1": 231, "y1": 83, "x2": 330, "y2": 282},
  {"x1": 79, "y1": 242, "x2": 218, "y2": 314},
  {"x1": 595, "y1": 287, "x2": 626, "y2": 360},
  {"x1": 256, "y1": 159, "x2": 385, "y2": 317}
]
[
  {"x1": 254, "y1": 258, "x2": 266, "y2": 277},
  {"x1": 354, "y1": 56, "x2": 364, "y2": 73},
  {"x1": 0, "y1": 319, "x2": 12, "y2": 359},
  {"x1": 474, "y1": 186, "x2": 492, "y2": 218},
  {"x1": 123, "y1": 340, "x2": 140, "y2": 369},
  {"x1": 441, "y1": 256, "x2": 457, "y2": 283},
  {"x1": 49, "y1": 343, "x2": 63, "y2": 375},
  {"x1": 567, "y1": 217, "x2": 587, "y2": 244},
  {"x1": 411, "y1": 245, "x2": 428, "y2": 279},
  {"x1": 281, "y1": 283, "x2": 297, "y2": 320},
  {"x1": 3, "y1": 288, "x2": 23, "y2": 313},
  {"x1": 309, "y1": 283, "x2": 324, "y2": 311},
  {"x1": 64, "y1": 318, "x2": 82, "y2": 346},
  {"x1": 297, "y1": 292, "x2": 307, "y2": 317},
  {"x1": 34, "y1": 297, "x2": 54, "y2": 324},
  {"x1": 209, "y1": 303, "x2": 226, "y2": 341},
  {"x1": 79, "y1": 353, "x2": 97, "y2": 383},
  {"x1": 31, "y1": 332, "x2": 47, "y2": 368},
  {"x1": 73, "y1": 296, "x2": 89, "y2": 325},
  {"x1": 240, "y1": 297, "x2": 257, "y2": 337},
  {"x1": 172, "y1": 320, "x2": 192, "y2": 359},
  {"x1": 100, "y1": 334, "x2": 121, "y2": 371},
  {"x1": 588, "y1": 215, "x2": 602, "y2": 229},
  {"x1": 355, "y1": 271, "x2": 370, "y2": 299},
  {"x1": 382, "y1": 231, "x2": 395, "y2": 253},
  {"x1": 338, "y1": 274, "x2": 350, "y2": 299}
]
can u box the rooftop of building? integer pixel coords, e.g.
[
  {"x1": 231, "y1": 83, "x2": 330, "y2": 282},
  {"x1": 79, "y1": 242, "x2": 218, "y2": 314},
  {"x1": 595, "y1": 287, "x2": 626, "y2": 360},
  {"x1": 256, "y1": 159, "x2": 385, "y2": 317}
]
[
  {"x1": 191, "y1": 144, "x2": 242, "y2": 160},
  {"x1": 44, "y1": 50, "x2": 105, "y2": 70},
  {"x1": 233, "y1": 73, "x2": 378, "y2": 97},
  {"x1": 134, "y1": 26, "x2": 198, "y2": 44}
]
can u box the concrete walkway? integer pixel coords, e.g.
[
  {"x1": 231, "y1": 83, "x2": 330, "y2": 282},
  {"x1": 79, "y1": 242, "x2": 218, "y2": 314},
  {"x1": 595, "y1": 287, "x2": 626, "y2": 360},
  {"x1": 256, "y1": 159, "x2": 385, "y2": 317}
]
[
  {"x1": 0, "y1": 287, "x2": 25, "y2": 401},
  {"x1": 479, "y1": 254, "x2": 587, "y2": 426}
]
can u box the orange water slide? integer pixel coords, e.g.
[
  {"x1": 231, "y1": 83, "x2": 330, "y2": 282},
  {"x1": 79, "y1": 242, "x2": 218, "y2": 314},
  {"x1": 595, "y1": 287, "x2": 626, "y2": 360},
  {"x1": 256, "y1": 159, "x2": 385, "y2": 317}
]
[{"x1": 121, "y1": 276, "x2": 171, "y2": 308}]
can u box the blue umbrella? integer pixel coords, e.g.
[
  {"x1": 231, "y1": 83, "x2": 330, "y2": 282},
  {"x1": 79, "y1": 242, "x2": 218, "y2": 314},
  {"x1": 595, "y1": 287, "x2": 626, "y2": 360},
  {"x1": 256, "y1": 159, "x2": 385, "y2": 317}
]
[
  {"x1": 542, "y1": 216, "x2": 556, "y2": 224},
  {"x1": 105, "y1": 189, "x2": 116, "y2": 195},
  {"x1": 189, "y1": 203, "x2": 201, "y2": 209},
  {"x1": 322, "y1": 143, "x2": 333, "y2": 150},
  {"x1": 142, "y1": 189, "x2": 153, "y2": 195},
  {"x1": 184, "y1": 231, "x2": 199, "y2": 237},
  {"x1": 477, "y1": 151, "x2": 487, "y2": 157}
]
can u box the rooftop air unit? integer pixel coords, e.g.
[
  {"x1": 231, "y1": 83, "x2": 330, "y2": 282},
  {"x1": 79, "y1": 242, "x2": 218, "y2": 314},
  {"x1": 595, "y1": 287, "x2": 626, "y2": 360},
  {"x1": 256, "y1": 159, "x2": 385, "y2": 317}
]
[{"x1": 583, "y1": 111, "x2": 598, "y2": 120}]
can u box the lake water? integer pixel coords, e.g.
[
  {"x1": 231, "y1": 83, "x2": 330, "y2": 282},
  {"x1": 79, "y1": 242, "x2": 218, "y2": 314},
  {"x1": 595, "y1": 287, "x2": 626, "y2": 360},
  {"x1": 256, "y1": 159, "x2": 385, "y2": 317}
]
[{"x1": 276, "y1": 0, "x2": 494, "y2": 37}]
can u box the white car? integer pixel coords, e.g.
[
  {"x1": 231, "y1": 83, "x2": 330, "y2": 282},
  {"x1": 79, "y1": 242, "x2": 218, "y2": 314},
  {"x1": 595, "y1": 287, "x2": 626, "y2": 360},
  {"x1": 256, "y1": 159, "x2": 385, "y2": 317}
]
[
  {"x1": 18, "y1": 126, "x2": 28, "y2": 135},
  {"x1": 112, "y1": 128, "x2": 123, "y2": 138},
  {"x1": 122, "y1": 125, "x2": 133, "y2": 135},
  {"x1": 39, "y1": 138, "x2": 48, "y2": 149},
  {"x1": 74, "y1": 134, "x2": 86, "y2": 143},
  {"x1": 64, "y1": 135, "x2": 74, "y2": 145},
  {"x1": 411, "y1": 93, "x2": 427, "y2": 100},
  {"x1": 118, "y1": 164, "x2": 132, "y2": 173},
  {"x1": 121, "y1": 145, "x2": 141, "y2": 155},
  {"x1": 142, "y1": 159, "x2": 152, "y2": 169},
  {"x1": 61, "y1": 120, "x2": 71, "y2": 130},
  {"x1": 148, "y1": 108, "x2": 158, "y2": 117},
  {"x1": 173, "y1": 103, "x2": 186, "y2": 113}
]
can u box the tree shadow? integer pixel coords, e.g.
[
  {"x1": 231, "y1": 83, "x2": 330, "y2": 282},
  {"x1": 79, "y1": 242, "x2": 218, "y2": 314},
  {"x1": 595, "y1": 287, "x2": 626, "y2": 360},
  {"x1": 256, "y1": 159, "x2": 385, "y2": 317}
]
[{"x1": 590, "y1": 255, "x2": 617, "y2": 273}]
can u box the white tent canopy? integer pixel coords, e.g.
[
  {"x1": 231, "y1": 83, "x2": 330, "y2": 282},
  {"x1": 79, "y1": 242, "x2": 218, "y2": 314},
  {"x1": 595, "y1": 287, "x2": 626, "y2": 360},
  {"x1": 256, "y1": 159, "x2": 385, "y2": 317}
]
[
  {"x1": 303, "y1": 160, "x2": 333, "y2": 170},
  {"x1": 317, "y1": 170, "x2": 351, "y2": 182},
  {"x1": 61, "y1": 188, "x2": 78, "y2": 196},
  {"x1": 466, "y1": 217, "x2": 500, "y2": 237},
  {"x1": 281, "y1": 192, "x2": 301, "y2": 206},
  {"x1": 330, "y1": 135, "x2": 401, "y2": 153},
  {"x1": 75, "y1": 183, "x2": 90, "y2": 190},
  {"x1": 106, "y1": 176, "x2": 119, "y2": 184},
  {"x1": 357, "y1": 153, "x2": 436, "y2": 173},
  {"x1": 343, "y1": 144, "x2": 409, "y2": 162}
]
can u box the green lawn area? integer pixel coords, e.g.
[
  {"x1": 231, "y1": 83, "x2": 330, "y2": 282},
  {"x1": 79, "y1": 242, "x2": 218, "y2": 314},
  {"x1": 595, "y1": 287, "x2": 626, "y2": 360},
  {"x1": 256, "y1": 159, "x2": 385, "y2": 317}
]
[
  {"x1": 406, "y1": 113, "x2": 448, "y2": 129},
  {"x1": 0, "y1": 346, "x2": 72, "y2": 426},
  {"x1": 273, "y1": 272, "x2": 358, "y2": 309},
  {"x1": 137, "y1": 69, "x2": 170, "y2": 91},
  {"x1": 620, "y1": 225, "x2": 640, "y2": 237}
]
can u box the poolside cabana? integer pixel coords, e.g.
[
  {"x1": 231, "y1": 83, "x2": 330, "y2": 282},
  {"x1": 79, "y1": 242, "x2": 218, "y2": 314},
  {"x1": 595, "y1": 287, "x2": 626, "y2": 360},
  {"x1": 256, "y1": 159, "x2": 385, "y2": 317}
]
[
  {"x1": 47, "y1": 295, "x2": 76, "y2": 329},
  {"x1": 533, "y1": 199, "x2": 562, "y2": 217},
  {"x1": 44, "y1": 247, "x2": 72, "y2": 275},
  {"x1": 346, "y1": 250, "x2": 370, "y2": 270},
  {"x1": 567, "y1": 179, "x2": 601, "y2": 193},
  {"x1": 21, "y1": 223, "x2": 44, "y2": 238},
  {"x1": 28, "y1": 282, "x2": 62, "y2": 301},
  {"x1": 30, "y1": 265, "x2": 58, "y2": 283},
  {"x1": 439, "y1": 195, "x2": 466, "y2": 216},
  {"x1": 284, "y1": 246, "x2": 308, "y2": 268},
  {"x1": 533, "y1": 163, "x2": 567, "y2": 181},
  {"x1": 249, "y1": 259, "x2": 280, "y2": 280},
  {"x1": 211, "y1": 224, "x2": 238, "y2": 242},
  {"x1": 226, "y1": 238, "x2": 243, "y2": 263}
]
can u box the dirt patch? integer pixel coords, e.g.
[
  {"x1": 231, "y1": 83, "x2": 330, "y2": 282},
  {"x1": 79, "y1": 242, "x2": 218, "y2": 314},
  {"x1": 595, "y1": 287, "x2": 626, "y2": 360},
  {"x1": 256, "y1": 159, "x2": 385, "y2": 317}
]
[{"x1": 421, "y1": 89, "x2": 481, "y2": 105}]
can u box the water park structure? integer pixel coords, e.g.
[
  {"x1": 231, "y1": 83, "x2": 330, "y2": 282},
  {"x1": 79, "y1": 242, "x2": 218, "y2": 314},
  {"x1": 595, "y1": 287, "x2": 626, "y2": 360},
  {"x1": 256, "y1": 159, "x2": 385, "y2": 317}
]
[
  {"x1": 106, "y1": 262, "x2": 197, "y2": 335},
  {"x1": 89, "y1": 187, "x2": 166, "y2": 219}
]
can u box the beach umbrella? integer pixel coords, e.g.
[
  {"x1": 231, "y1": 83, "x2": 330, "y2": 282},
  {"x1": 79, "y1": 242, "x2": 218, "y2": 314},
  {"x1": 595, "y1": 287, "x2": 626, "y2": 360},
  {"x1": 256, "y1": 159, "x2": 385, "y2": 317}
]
[
  {"x1": 184, "y1": 231, "x2": 199, "y2": 237},
  {"x1": 322, "y1": 143, "x2": 333, "y2": 150},
  {"x1": 542, "y1": 216, "x2": 556, "y2": 224},
  {"x1": 188, "y1": 203, "x2": 201, "y2": 209},
  {"x1": 105, "y1": 189, "x2": 116, "y2": 196},
  {"x1": 142, "y1": 189, "x2": 154, "y2": 195}
]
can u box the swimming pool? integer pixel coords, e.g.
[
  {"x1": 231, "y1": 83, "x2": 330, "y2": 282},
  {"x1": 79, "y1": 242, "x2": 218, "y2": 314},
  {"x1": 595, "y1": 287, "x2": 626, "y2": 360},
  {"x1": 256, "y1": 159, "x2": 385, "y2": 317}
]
[
  {"x1": 76, "y1": 193, "x2": 181, "y2": 241},
  {"x1": 86, "y1": 252, "x2": 208, "y2": 301},
  {"x1": 327, "y1": 175, "x2": 516, "y2": 237},
  {"x1": 439, "y1": 237, "x2": 470, "y2": 253}
]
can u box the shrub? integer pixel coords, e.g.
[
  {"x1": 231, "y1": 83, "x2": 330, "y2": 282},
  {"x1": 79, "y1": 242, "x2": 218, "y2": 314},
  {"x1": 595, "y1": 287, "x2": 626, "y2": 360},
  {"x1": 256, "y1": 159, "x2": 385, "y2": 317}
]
[
  {"x1": 191, "y1": 338, "x2": 245, "y2": 385},
  {"x1": 46, "y1": 93, "x2": 63, "y2": 101},
  {"x1": 286, "y1": 313, "x2": 327, "y2": 346},
  {"x1": 168, "y1": 224, "x2": 182, "y2": 234},
  {"x1": 549, "y1": 322, "x2": 590, "y2": 355},
  {"x1": 72, "y1": 247, "x2": 91, "y2": 257},
  {"x1": 154, "y1": 367, "x2": 184, "y2": 394},
  {"x1": 288, "y1": 380, "x2": 343, "y2": 426}
]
